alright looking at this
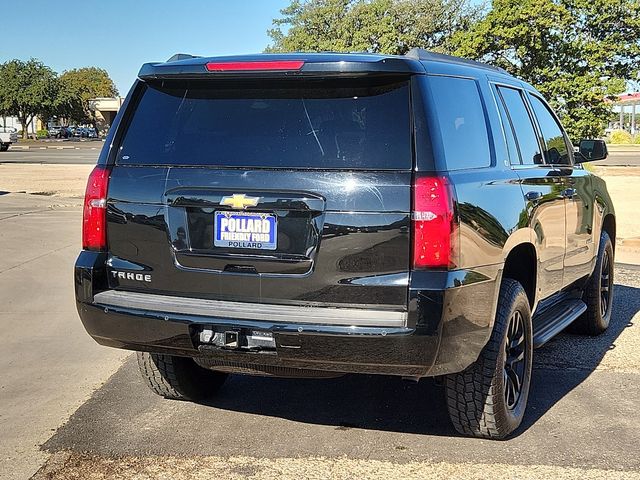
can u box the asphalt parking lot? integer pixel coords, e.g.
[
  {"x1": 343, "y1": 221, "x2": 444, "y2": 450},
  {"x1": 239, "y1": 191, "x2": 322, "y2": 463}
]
[
  {"x1": 596, "y1": 147, "x2": 640, "y2": 166},
  {"x1": 1, "y1": 154, "x2": 640, "y2": 479},
  {"x1": 0, "y1": 144, "x2": 101, "y2": 165}
]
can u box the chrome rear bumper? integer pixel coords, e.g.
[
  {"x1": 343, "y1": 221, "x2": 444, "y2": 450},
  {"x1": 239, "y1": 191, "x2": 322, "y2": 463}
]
[{"x1": 93, "y1": 290, "x2": 407, "y2": 328}]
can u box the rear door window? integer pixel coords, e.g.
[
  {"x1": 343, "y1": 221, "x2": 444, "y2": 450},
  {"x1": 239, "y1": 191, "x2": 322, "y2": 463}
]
[
  {"x1": 497, "y1": 86, "x2": 543, "y2": 165},
  {"x1": 427, "y1": 75, "x2": 492, "y2": 170},
  {"x1": 117, "y1": 79, "x2": 412, "y2": 170},
  {"x1": 528, "y1": 94, "x2": 572, "y2": 165}
]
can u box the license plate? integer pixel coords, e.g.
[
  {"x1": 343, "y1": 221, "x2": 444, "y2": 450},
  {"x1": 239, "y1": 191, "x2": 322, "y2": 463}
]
[{"x1": 214, "y1": 211, "x2": 277, "y2": 250}]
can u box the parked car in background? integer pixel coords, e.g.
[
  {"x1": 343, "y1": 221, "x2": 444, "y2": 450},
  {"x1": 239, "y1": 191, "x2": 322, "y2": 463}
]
[
  {"x1": 0, "y1": 125, "x2": 18, "y2": 151},
  {"x1": 50, "y1": 126, "x2": 72, "y2": 139},
  {"x1": 70, "y1": 126, "x2": 98, "y2": 138}
]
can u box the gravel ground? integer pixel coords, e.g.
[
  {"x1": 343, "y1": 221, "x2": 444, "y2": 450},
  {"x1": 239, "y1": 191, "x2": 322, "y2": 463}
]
[
  {"x1": 0, "y1": 164, "x2": 92, "y2": 198},
  {"x1": 593, "y1": 167, "x2": 640, "y2": 239},
  {"x1": 33, "y1": 453, "x2": 640, "y2": 480},
  {"x1": 591, "y1": 166, "x2": 640, "y2": 265}
]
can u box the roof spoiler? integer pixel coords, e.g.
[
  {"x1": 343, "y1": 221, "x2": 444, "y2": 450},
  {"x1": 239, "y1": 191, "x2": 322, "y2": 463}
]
[
  {"x1": 138, "y1": 54, "x2": 424, "y2": 81},
  {"x1": 138, "y1": 49, "x2": 506, "y2": 81}
]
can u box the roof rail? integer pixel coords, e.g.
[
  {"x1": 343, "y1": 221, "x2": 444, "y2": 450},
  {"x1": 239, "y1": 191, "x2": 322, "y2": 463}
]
[
  {"x1": 405, "y1": 48, "x2": 508, "y2": 75},
  {"x1": 166, "y1": 53, "x2": 201, "y2": 63}
]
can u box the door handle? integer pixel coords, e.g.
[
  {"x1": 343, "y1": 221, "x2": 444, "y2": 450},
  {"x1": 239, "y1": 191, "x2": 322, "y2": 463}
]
[
  {"x1": 562, "y1": 188, "x2": 576, "y2": 199},
  {"x1": 525, "y1": 191, "x2": 543, "y2": 202}
]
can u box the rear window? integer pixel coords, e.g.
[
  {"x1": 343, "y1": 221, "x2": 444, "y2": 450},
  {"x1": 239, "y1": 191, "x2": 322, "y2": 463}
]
[{"x1": 117, "y1": 79, "x2": 412, "y2": 169}]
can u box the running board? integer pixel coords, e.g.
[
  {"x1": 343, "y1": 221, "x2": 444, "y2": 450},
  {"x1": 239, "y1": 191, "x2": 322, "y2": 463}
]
[{"x1": 532, "y1": 298, "x2": 587, "y2": 348}]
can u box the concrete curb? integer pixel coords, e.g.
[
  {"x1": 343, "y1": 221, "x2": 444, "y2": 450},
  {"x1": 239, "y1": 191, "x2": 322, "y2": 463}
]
[
  {"x1": 606, "y1": 145, "x2": 640, "y2": 151},
  {"x1": 8, "y1": 145, "x2": 99, "y2": 151},
  {"x1": 616, "y1": 262, "x2": 640, "y2": 270}
]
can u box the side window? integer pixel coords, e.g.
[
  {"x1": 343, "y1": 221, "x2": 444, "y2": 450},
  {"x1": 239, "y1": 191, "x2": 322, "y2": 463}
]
[
  {"x1": 497, "y1": 86, "x2": 543, "y2": 165},
  {"x1": 494, "y1": 87, "x2": 521, "y2": 165},
  {"x1": 427, "y1": 76, "x2": 491, "y2": 170},
  {"x1": 528, "y1": 94, "x2": 572, "y2": 165}
]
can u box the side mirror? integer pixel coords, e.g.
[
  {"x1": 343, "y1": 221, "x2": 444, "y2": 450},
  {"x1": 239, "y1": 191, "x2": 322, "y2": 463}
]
[{"x1": 576, "y1": 139, "x2": 608, "y2": 163}]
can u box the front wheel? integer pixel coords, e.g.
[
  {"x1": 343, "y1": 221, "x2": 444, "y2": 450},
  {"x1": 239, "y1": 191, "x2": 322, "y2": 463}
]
[
  {"x1": 0, "y1": 144, "x2": 8, "y2": 152},
  {"x1": 445, "y1": 278, "x2": 533, "y2": 439},
  {"x1": 572, "y1": 231, "x2": 614, "y2": 335}
]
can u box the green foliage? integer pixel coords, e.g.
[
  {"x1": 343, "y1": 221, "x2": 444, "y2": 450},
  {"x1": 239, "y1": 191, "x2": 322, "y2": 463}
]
[
  {"x1": 0, "y1": 59, "x2": 61, "y2": 139},
  {"x1": 266, "y1": 0, "x2": 483, "y2": 54},
  {"x1": 36, "y1": 129, "x2": 48, "y2": 139},
  {"x1": 634, "y1": 134, "x2": 640, "y2": 145},
  {"x1": 59, "y1": 67, "x2": 118, "y2": 126},
  {"x1": 609, "y1": 129, "x2": 632, "y2": 144},
  {"x1": 0, "y1": 60, "x2": 118, "y2": 138},
  {"x1": 453, "y1": 0, "x2": 640, "y2": 141}
]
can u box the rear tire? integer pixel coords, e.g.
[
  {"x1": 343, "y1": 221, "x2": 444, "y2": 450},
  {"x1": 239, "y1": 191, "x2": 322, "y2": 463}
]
[
  {"x1": 0, "y1": 144, "x2": 8, "y2": 152},
  {"x1": 572, "y1": 231, "x2": 614, "y2": 335},
  {"x1": 137, "y1": 352, "x2": 228, "y2": 401},
  {"x1": 445, "y1": 278, "x2": 533, "y2": 439}
]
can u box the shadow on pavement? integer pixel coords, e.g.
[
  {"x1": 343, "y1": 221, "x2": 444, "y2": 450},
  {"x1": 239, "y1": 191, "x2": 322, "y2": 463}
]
[{"x1": 205, "y1": 372, "x2": 454, "y2": 436}]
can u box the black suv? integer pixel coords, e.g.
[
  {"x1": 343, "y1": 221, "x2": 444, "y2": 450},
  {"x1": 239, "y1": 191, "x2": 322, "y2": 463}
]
[{"x1": 75, "y1": 49, "x2": 615, "y2": 439}]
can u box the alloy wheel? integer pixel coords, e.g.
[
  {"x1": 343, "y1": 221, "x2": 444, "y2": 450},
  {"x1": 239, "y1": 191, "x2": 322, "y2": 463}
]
[
  {"x1": 503, "y1": 310, "x2": 526, "y2": 410},
  {"x1": 600, "y1": 248, "x2": 612, "y2": 318}
]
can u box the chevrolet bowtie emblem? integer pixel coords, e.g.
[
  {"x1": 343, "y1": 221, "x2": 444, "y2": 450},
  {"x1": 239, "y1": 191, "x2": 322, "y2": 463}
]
[{"x1": 220, "y1": 194, "x2": 260, "y2": 209}]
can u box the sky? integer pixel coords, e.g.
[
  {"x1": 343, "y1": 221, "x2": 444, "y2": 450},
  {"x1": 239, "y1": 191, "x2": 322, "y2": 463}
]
[{"x1": 0, "y1": 0, "x2": 291, "y2": 95}]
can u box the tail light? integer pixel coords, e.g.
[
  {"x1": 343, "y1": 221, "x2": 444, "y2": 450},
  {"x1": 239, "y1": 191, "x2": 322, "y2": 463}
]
[
  {"x1": 82, "y1": 165, "x2": 110, "y2": 251},
  {"x1": 412, "y1": 176, "x2": 458, "y2": 269}
]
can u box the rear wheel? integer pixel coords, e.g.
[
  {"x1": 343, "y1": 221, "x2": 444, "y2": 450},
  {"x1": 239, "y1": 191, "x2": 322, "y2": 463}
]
[
  {"x1": 445, "y1": 278, "x2": 533, "y2": 439},
  {"x1": 572, "y1": 231, "x2": 614, "y2": 335},
  {"x1": 0, "y1": 144, "x2": 8, "y2": 152},
  {"x1": 137, "y1": 352, "x2": 228, "y2": 401}
]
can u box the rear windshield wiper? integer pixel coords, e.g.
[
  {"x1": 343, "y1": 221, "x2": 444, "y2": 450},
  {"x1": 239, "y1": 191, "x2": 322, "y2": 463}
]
[{"x1": 302, "y1": 98, "x2": 325, "y2": 157}]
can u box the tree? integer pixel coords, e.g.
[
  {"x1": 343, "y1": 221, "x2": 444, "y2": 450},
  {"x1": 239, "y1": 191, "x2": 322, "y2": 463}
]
[
  {"x1": 0, "y1": 59, "x2": 60, "y2": 139},
  {"x1": 453, "y1": 0, "x2": 640, "y2": 139},
  {"x1": 266, "y1": 0, "x2": 483, "y2": 55},
  {"x1": 59, "y1": 67, "x2": 118, "y2": 131}
]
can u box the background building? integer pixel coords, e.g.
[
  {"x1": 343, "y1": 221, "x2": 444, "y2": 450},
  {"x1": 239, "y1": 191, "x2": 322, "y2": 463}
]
[
  {"x1": 610, "y1": 92, "x2": 640, "y2": 134},
  {"x1": 0, "y1": 116, "x2": 39, "y2": 136},
  {"x1": 89, "y1": 97, "x2": 125, "y2": 136}
]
